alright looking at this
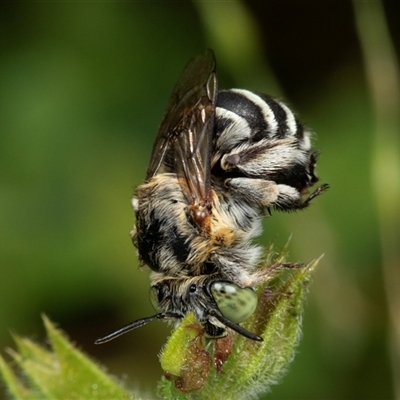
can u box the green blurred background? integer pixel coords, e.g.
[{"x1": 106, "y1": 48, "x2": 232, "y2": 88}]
[{"x1": 1, "y1": 1, "x2": 399, "y2": 399}]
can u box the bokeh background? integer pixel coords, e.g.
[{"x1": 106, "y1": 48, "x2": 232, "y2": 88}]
[{"x1": 1, "y1": 1, "x2": 399, "y2": 399}]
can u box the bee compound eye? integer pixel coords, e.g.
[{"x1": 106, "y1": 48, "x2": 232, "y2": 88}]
[
  {"x1": 149, "y1": 286, "x2": 161, "y2": 312},
  {"x1": 210, "y1": 282, "x2": 258, "y2": 324}
]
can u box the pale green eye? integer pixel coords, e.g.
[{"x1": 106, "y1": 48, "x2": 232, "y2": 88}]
[{"x1": 211, "y1": 282, "x2": 258, "y2": 323}]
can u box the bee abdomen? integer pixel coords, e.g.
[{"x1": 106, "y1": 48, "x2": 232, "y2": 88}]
[
  {"x1": 215, "y1": 89, "x2": 306, "y2": 144},
  {"x1": 211, "y1": 88, "x2": 324, "y2": 211}
]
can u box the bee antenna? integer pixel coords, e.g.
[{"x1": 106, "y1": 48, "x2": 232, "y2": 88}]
[
  {"x1": 207, "y1": 309, "x2": 263, "y2": 342},
  {"x1": 94, "y1": 312, "x2": 180, "y2": 344}
]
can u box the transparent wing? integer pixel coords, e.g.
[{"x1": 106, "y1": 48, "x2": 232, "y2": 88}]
[{"x1": 146, "y1": 49, "x2": 217, "y2": 209}]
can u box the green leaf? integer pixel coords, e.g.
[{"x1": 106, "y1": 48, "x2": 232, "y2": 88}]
[
  {"x1": 160, "y1": 312, "x2": 211, "y2": 394},
  {"x1": 0, "y1": 355, "x2": 32, "y2": 400},
  {"x1": 158, "y1": 257, "x2": 321, "y2": 399},
  {"x1": 0, "y1": 316, "x2": 137, "y2": 400}
]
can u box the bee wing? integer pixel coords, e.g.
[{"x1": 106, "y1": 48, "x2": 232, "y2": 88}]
[{"x1": 146, "y1": 50, "x2": 217, "y2": 208}]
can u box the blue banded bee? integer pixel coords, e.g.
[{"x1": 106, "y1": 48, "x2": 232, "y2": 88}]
[{"x1": 95, "y1": 50, "x2": 328, "y2": 345}]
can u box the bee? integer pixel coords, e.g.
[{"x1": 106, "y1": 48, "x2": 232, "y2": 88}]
[{"x1": 95, "y1": 50, "x2": 328, "y2": 345}]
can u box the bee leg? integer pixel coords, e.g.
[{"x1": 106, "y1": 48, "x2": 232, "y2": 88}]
[
  {"x1": 273, "y1": 183, "x2": 328, "y2": 211},
  {"x1": 212, "y1": 245, "x2": 264, "y2": 287},
  {"x1": 225, "y1": 178, "x2": 327, "y2": 211},
  {"x1": 272, "y1": 184, "x2": 307, "y2": 210},
  {"x1": 224, "y1": 178, "x2": 279, "y2": 207},
  {"x1": 250, "y1": 262, "x2": 303, "y2": 286}
]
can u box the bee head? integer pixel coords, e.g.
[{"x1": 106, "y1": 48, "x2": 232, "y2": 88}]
[{"x1": 95, "y1": 276, "x2": 262, "y2": 345}]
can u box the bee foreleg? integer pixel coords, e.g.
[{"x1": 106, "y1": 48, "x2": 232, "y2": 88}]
[{"x1": 250, "y1": 262, "x2": 303, "y2": 285}]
